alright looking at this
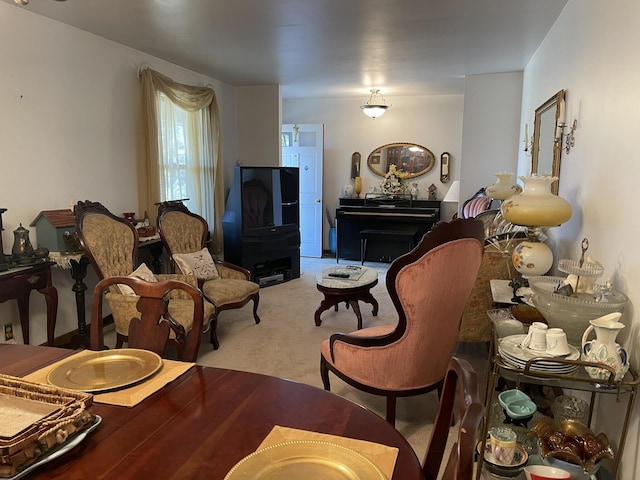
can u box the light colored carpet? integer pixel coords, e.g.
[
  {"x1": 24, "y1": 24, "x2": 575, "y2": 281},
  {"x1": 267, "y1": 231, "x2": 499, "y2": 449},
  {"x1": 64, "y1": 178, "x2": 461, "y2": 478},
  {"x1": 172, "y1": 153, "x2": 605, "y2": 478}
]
[{"x1": 195, "y1": 256, "x2": 489, "y2": 462}]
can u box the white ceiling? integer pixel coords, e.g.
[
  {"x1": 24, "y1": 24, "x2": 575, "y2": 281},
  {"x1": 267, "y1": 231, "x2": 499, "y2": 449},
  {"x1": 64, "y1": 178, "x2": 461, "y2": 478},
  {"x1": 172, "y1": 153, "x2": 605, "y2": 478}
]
[{"x1": 4, "y1": 0, "x2": 567, "y2": 99}]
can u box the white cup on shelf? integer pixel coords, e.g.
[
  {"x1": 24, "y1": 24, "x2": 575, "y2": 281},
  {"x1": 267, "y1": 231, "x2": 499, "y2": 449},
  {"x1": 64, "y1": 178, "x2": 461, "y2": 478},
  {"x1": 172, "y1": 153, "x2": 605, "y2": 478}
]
[
  {"x1": 522, "y1": 322, "x2": 548, "y2": 351},
  {"x1": 546, "y1": 328, "x2": 571, "y2": 356}
]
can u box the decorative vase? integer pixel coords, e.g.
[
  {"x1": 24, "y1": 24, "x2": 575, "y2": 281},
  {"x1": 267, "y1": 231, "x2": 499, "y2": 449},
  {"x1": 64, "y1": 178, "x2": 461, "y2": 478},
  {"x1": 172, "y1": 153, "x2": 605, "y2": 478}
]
[
  {"x1": 486, "y1": 173, "x2": 522, "y2": 200},
  {"x1": 501, "y1": 175, "x2": 572, "y2": 227},
  {"x1": 354, "y1": 177, "x2": 363, "y2": 198},
  {"x1": 343, "y1": 184, "x2": 354, "y2": 198},
  {"x1": 582, "y1": 312, "x2": 629, "y2": 382},
  {"x1": 12, "y1": 224, "x2": 34, "y2": 259}
]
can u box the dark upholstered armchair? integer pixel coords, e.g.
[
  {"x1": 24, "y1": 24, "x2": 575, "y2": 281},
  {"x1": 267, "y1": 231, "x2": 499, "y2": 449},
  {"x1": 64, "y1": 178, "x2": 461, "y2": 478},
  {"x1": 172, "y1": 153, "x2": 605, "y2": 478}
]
[
  {"x1": 157, "y1": 201, "x2": 260, "y2": 349},
  {"x1": 320, "y1": 218, "x2": 484, "y2": 425}
]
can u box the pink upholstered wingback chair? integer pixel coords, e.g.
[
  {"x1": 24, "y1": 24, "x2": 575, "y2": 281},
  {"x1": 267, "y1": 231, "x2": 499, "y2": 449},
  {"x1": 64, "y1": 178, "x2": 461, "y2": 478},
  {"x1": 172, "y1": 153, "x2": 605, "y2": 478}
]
[{"x1": 320, "y1": 218, "x2": 484, "y2": 425}]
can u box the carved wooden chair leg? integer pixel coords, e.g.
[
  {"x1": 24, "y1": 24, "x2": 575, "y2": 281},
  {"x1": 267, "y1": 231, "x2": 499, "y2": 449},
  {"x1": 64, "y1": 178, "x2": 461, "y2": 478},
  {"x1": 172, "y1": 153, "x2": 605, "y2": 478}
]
[
  {"x1": 320, "y1": 357, "x2": 331, "y2": 391},
  {"x1": 252, "y1": 295, "x2": 261, "y2": 324},
  {"x1": 210, "y1": 315, "x2": 220, "y2": 350}
]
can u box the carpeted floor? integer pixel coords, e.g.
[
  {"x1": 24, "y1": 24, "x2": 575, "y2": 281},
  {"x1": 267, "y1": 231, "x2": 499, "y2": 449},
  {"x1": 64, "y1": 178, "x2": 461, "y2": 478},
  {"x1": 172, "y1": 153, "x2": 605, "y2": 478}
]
[{"x1": 195, "y1": 256, "x2": 489, "y2": 461}]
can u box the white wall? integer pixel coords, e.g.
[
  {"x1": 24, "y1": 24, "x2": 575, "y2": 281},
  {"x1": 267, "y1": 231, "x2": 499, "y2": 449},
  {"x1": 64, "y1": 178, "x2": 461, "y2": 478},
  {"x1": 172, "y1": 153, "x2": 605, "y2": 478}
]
[
  {"x1": 460, "y1": 72, "x2": 524, "y2": 208},
  {"x1": 283, "y1": 94, "x2": 465, "y2": 246},
  {"x1": 520, "y1": 1, "x2": 640, "y2": 476},
  {"x1": 0, "y1": 4, "x2": 237, "y2": 346},
  {"x1": 235, "y1": 86, "x2": 281, "y2": 172}
]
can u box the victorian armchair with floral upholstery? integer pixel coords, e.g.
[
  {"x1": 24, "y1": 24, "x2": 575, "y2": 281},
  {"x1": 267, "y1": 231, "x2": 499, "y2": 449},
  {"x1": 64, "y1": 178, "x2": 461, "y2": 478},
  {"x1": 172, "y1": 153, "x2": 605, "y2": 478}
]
[
  {"x1": 157, "y1": 201, "x2": 260, "y2": 349},
  {"x1": 91, "y1": 276, "x2": 205, "y2": 362},
  {"x1": 75, "y1": 200, "x2": 215, "y2": 353},
  {"x1": 320, "y1": 218, "x2": 484, "y2": 425}
]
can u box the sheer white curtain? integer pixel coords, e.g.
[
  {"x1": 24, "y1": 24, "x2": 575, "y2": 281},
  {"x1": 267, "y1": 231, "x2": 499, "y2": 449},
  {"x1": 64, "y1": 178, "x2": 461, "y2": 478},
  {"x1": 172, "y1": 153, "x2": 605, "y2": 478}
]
[{"x1": 156, "y1": 93, "x2": 215, "y2": 224}]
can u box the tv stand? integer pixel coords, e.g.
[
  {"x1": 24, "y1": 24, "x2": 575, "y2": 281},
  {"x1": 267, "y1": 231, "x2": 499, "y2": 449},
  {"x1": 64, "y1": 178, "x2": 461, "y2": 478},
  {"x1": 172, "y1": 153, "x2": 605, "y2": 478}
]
[
  {"x1": 254, "y1": 256, "x2": 297, "y2": 287},
  {"x1": 222, "y1": 166, "x2": 301, "y2": 286}
]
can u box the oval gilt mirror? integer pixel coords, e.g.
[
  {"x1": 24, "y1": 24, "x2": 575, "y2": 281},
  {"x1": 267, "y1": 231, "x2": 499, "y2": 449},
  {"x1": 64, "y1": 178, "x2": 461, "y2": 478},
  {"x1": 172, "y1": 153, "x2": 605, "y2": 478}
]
[{"x1": 367, "y1": 142, "x2": 435, "y2": 178}]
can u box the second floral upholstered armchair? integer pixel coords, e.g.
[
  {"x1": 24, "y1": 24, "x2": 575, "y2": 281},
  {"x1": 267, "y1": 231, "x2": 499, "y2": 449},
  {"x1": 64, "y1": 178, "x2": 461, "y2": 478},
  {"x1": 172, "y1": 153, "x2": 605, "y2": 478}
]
[{"x1": 157, "y1": 201, "x2": 260, "y2": 349}]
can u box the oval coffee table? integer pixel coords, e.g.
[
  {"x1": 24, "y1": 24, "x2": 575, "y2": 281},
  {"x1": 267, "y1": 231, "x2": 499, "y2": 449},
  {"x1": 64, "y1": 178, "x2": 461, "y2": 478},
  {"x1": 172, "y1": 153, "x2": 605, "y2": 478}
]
[{"x1": 314, "y1": 266, "x2": 379, "y2": 329}]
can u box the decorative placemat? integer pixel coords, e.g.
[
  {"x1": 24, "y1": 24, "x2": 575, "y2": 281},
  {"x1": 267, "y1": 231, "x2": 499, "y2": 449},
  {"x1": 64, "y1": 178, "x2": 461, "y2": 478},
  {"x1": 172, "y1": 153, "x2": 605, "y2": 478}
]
[
  {"x1": 259, "y1": 425, "x2": 398, "y2": 479},
  {"x1": 24, "y1": 350, "x2": 194, "y2": 408}
]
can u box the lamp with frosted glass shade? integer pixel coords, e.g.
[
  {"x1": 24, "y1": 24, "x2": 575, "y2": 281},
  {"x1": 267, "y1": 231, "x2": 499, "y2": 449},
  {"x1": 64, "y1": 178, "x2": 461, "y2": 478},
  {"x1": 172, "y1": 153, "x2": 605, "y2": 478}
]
[
  {"x1": 360, "y1": 89, "x2": 390, "y2": 119},
  {"x1": 501, "y1": 175, "x2": 572, "y2": 277}
]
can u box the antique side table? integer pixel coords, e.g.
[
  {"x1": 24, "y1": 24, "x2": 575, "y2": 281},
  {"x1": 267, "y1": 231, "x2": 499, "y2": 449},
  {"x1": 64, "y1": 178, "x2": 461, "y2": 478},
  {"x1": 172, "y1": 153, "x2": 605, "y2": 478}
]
[{"x1": 314, "y1": 266, "x2": 379, "y2": 329}]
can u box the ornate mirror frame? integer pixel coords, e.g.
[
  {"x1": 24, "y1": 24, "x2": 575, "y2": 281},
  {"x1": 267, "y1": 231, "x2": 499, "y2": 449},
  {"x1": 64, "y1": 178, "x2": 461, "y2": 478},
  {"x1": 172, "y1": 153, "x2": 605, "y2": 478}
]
[
  {"x1": 366, "y1": 142, "x2": 435, "y2": 178},
  {"x1": 531, "y1": 89, "x2": 565, "y2": 195}
]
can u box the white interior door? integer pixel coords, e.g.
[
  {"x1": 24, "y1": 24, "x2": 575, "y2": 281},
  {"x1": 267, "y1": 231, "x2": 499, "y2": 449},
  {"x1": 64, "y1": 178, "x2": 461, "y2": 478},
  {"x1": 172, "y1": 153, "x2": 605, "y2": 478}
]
[{"x1": 282, "y1": 124, "x2": 323, "y2": 258}]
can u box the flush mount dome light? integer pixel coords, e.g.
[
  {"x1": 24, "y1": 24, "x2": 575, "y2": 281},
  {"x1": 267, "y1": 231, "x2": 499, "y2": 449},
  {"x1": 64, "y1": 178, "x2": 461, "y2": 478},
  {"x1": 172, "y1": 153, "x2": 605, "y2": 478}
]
[{"x1": 361, "y1": 89, "x2": 390, "y2": 119}]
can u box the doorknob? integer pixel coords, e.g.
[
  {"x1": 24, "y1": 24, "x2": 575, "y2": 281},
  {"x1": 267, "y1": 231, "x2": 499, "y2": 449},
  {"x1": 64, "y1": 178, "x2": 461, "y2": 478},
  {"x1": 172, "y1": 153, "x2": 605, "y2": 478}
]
[{"x1": 315, "y1": 199, "x2": 321, "y2": 203}]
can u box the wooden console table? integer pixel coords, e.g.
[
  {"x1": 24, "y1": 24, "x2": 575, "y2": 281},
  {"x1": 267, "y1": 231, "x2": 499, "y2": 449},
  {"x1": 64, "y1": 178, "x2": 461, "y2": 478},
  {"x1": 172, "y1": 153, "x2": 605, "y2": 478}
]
[{"x1": 0, "y1": 262, "x2": 58, "y2": 345}]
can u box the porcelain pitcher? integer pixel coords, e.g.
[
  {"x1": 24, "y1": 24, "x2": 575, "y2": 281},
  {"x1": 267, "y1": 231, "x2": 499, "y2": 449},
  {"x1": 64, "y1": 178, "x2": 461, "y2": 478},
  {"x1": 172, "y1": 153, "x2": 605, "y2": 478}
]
[{"x1": 581, "y1": 312, "x2": 629, "y2": 382}]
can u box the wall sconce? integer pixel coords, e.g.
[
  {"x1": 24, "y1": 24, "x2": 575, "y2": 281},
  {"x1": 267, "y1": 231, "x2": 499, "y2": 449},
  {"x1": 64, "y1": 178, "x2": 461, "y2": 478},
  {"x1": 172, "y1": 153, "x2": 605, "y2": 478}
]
[
  {"x1": 563, "y1": 119, "x2": 577, "y2": 154},
  {"x1": 523, "y1": 123, "x2": 533, "y2": 156},
  {"x1": 360, "y1": 89, "x2": 390, "y2": 119}
]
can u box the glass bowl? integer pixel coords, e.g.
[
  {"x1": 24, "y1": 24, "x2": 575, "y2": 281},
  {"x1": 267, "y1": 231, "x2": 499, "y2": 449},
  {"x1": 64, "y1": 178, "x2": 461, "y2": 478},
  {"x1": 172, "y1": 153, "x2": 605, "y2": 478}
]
[
  {"x1": 552, "y1": 395, "x2": 590, "y2": 426},
  {"x1": 531, "y1": 417, "x2": 613, "y2": 473},
  {"x1": 529, "y1": 276, "x2": 628, "y2": 345}
]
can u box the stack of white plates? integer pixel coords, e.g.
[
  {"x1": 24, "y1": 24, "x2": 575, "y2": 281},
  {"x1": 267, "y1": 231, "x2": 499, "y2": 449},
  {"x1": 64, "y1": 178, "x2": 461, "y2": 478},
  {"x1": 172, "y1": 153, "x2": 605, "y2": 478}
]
[{"x1": 498, "y1": 334, "x2": 580, "y2": 375}]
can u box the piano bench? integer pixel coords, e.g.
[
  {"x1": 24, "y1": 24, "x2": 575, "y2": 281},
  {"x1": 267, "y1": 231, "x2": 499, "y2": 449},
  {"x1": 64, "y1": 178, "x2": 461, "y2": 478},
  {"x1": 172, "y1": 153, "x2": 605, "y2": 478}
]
[{"x1": 359, "y1": 228, "x2": 418, "y2": 265}]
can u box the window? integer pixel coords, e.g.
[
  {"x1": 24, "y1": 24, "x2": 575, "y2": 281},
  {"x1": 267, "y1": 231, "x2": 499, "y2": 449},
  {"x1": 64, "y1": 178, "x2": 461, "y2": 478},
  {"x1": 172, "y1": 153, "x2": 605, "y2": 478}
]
[
  {"x1": 155, "y1": 91, "x2": 215, "y2": 229},
  {"x1": 138, "y1": 68, "x2": 223, "y2": 252}
]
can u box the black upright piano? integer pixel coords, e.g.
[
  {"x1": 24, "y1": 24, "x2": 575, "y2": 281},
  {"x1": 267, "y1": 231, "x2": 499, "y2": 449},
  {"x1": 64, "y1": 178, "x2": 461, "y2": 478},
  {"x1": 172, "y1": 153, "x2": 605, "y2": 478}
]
[{"x1": 336, "y1": 194, "x2": 440, "y2": 263}]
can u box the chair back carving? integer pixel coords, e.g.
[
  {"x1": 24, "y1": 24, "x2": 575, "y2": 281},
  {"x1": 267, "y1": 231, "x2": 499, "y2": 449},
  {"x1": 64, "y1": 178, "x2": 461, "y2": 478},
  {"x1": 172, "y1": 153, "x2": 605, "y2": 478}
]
[
  {"x1": 422, "y1": 357, "x2": 483, "y2": 480},
  {"x1": 90, "y1": 276, "x2": 204, "y2": 362},
  {"x1": 74, "y1": 200, "x2": 138, "y2": 279}
]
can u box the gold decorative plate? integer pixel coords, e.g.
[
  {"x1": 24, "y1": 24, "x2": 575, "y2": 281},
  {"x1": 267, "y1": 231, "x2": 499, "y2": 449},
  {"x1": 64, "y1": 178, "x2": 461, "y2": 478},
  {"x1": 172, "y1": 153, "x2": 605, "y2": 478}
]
[
  {"x1": 47, "y1": 349, "x2": 163, "y2": 393},
  {"x1": 224, "y1": 440, "x2": 385, "y2": 480}
]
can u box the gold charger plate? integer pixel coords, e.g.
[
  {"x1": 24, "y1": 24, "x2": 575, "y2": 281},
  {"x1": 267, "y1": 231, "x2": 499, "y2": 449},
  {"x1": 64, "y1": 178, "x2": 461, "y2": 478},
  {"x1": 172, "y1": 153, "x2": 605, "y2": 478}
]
[
  {"x1": 47, "y1": 349, "x2": 163, "y2": 393},
  {"x1": 224, "y1": 440, "x2": 385, "y2": 480}
]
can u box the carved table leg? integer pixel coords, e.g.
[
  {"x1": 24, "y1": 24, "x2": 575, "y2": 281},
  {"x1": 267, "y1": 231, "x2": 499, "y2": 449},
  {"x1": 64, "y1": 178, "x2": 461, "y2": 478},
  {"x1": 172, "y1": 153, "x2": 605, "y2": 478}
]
[{"x1": 68, "y1": 256, "x2": 90, "y2": 349}]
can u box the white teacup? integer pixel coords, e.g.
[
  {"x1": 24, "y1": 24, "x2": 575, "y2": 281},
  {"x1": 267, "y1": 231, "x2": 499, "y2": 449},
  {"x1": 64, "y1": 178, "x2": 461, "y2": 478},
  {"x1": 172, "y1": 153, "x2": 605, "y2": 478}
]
[
  {"x1": 546, "y1": 328, "x2": 571, "y2": 356},
  {"x1": 522, "y1": 322, "x2": 548, "y2": 351}
]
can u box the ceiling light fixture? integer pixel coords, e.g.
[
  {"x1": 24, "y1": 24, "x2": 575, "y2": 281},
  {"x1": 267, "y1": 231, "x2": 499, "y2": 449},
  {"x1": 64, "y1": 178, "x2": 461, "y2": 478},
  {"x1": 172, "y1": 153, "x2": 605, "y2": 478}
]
[{"x1": 360, "y1": 89, "x2": 390, "y2": 119}]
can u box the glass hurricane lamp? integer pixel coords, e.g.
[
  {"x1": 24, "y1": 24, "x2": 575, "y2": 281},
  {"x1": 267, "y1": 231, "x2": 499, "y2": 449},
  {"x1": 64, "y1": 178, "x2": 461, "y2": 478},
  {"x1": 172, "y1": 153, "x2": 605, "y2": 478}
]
[{"x1": 501, "y1": 175, "x2": 572, "y2": 277}]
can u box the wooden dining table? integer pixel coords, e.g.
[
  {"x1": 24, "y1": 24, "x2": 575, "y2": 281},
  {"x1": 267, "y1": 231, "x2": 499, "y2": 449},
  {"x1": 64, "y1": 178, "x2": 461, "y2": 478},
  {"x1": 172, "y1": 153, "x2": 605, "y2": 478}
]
[{"x1": 0, "y1": 344, "x2": 426, "y2": 480}]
